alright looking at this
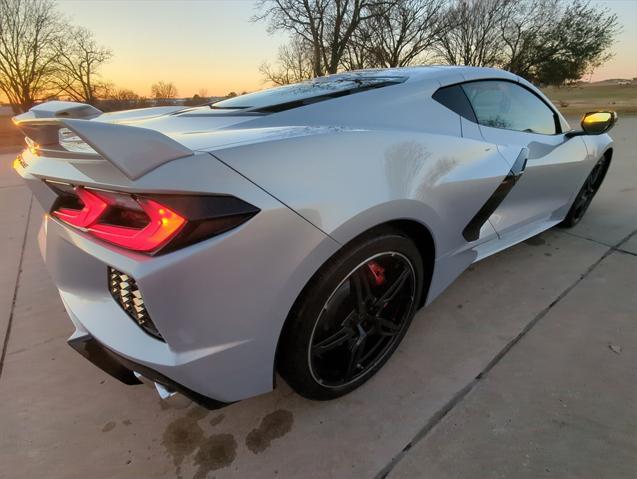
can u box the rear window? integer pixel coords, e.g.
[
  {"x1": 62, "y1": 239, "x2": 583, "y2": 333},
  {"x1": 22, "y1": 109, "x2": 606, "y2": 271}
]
[{"x1": 212, "y1": 75, "x2": 405, "y2": 112}]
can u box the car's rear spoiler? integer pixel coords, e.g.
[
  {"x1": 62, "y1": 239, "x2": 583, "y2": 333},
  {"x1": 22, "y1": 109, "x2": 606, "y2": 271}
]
[{"x1": 13, "y1": 101, "x2": 193, "y2": 180}]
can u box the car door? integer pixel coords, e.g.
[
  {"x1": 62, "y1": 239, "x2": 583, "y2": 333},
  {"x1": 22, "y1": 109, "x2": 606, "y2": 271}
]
[{"x1": 461, "y1": 80, "x2": 591, "y2": 237}]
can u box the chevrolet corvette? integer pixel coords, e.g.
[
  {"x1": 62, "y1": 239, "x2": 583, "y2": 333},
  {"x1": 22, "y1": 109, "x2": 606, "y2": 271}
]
[{"x1": 12, "y1": 66, "x2": 616, "y2": 406}]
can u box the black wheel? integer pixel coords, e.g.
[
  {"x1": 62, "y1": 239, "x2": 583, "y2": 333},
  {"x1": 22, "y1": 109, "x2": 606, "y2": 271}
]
[
  {"x1": 277, "y1": 228, "x2": 424, "y2": 400},
  {"x1": 560, "y1": 155, "x2": 610, "y2": 228}
]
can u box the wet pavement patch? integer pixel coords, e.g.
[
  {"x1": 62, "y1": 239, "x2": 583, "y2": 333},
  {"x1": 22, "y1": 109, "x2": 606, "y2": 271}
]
[
  {"x1": 193, "y1": 433, "x2": 237, "y2": 478},
  {"x1": 525, "y1": 236, "x2": 546, "y2": 246},
  {"x1": 209, "y1": 414, "x2": 225, "y2": 427},
  {"x1": 245, "y1": 409, "x2": 294, "y2": 454},
  {"x1": 161, "y1": 407, "x2": 208, "y2": 476},
  {"x1": 101, "y1": 421, "x2": 116, "y2": 432}
]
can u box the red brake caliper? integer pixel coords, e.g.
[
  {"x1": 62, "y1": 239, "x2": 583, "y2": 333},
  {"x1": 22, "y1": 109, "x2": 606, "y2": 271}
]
[{"x1": 367, "y1": 261, "x2": 386, "y2": 286}]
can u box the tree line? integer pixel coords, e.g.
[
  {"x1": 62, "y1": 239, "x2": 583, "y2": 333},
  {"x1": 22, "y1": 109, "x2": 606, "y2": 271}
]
[
  {"x1": 0, "y1": 0, "x2": 208, "y2": 113},
  {"x1": 0, "y1": 0, "x2": 111, "y2": 112},
  {"x1": 0, "y1": 0, "x2": 620, "y2": 113},
  {"x1": 256, "y1": 0, "x2": 619, "y2": 86}
]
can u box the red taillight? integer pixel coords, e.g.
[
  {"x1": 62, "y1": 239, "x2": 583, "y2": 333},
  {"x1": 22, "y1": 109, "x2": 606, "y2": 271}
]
[
  {"x1": 48, "y1": 184, "x2": 259, "y2": 254},
  {"x1": 52, "y1": 187, "x2": 186, "y2": 253},
  {"x1": 90, "y1": 199, "x2": 186, "y2": 252},
  {"x1": 53, "y1": 188, "x2": 108, "y2": 228}
]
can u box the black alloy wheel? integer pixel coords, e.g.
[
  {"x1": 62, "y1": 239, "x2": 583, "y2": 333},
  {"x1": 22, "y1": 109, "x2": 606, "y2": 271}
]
[
  {"x1": 560, "y1": 155, "x2": 610, "y2": 228},
  {"x1": 308, "y1": 252, "x2": 416, "y2": 388},
  {"x1": 277, "y1": 229, "x2": 424, "y2": 400}
]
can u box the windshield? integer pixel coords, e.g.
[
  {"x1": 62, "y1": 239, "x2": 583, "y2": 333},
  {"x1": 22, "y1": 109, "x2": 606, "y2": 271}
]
[{"x1": 211, "y1": 76, "x2": 405, "y2": 111}]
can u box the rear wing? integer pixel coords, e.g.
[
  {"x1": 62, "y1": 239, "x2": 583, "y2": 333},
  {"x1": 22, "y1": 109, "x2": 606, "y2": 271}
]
[
  {"x1": 13, "y1": 101, "x2": 193, "y2": 180},
  {"x1": 14, "y1": 100, "x2": 103, "y2": 120}
]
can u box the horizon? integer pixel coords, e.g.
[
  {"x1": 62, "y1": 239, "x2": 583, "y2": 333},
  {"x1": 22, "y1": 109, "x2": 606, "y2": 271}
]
[{"x1": 3, "y1": 0, "x2": 637, "y2": 102}]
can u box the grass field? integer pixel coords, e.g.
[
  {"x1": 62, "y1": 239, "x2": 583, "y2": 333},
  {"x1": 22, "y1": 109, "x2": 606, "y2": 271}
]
[
  {"x1": 543, "y1": 82, "x2": 637, "y2": 114},
  {"x1": 1, "y1": 81, "x2": 635, "y2": 149}
]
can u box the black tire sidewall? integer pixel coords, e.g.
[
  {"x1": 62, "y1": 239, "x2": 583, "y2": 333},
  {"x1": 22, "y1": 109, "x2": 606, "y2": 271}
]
[
  {"x1": 560, "y1": 155, "x2": 610, "y2": 228},
  {"x1": 277, "y1": 229, "x2": 424, "y2": 400}
]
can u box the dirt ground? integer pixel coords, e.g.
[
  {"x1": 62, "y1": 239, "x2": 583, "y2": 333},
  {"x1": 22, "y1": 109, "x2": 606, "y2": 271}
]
[{"x1": 544, "y1": 82, "x2": 637, "y2": 114}]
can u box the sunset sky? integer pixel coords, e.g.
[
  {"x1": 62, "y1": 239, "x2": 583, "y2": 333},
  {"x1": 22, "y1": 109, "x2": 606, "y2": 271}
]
[{"x1": 54, "y1": 0, "x2": 637, "y2": 98}]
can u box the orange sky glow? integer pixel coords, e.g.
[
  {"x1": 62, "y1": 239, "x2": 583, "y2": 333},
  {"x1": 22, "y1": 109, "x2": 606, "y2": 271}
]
[{"x1": 16, "y1": 0, "x2": 637, "y2": 99}]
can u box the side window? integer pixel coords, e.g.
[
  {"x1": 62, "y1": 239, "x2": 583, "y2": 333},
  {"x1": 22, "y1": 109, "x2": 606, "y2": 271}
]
[
  {"x1": 461, "y1": 81, "x2": 558, "y2": 135},
  {"x1": 432, "y1": 85, "x2": 477, "y2": 122}
]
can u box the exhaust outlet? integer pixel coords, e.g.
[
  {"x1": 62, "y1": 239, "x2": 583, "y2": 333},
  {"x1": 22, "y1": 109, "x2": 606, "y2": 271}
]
[{"x1": 133, "y1": 372, "x2": 191, "y2": 409}]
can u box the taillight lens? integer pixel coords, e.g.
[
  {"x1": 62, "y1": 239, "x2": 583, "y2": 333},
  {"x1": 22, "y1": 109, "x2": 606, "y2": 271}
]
[
  {"x1": 53, "y1": 188, "x2": 108, "y2": 228},
  {"x1": 89, "y1": 198, "x2": 186, "y2": 252},
  {"x1": 48, "y1": 183, "x2": 259, "y2": 254}
]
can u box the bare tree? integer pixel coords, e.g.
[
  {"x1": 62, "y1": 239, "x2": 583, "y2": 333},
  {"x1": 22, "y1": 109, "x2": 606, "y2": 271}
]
[
  {"x1": 259, "y1": 38, "x2": 314, "y2": 85},
  {"x1": 151, "y1": 81, "x2": 178, "y2": 105},
  {"x1": 255, "y1": 0, "x2": 390, "y2": 76},
  {"x1": 99, "y1": 87, "x2": 149, "y2": 112},
  {"x1": 433, "y1": 0, "x2": 511, "y2": 67},
  {"x1": 53, "y1": 26, "x2": 112, "y2": 104},
  {"x1": 497, "y1": 0, "x2": 556, "y2": 77},
  {"x1": 340, "y1": 26, "x2": 373, "y2": 70},
  {"x1": 507, "y1": 0, "x2": 619, "y2": 85},
  {"x1": 0, "y1": 0, "x2": 64, "y2": 113},
  {"x1": 357, "y1": 0, "x2": 449, "y2": 68}
]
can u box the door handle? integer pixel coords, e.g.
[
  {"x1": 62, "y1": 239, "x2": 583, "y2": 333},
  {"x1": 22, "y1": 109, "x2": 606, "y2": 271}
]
[
  {"x1": 511, "y1": 147, "x2": 528, "y2": 177},
  {"x1": 462, "y1": 146, "x2": 529, "y2": 242}
]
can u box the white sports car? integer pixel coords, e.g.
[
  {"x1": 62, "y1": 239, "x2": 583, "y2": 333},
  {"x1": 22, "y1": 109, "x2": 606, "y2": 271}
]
[{"x1": 12, "y1": 66, "x2": 616, "y2": 407}]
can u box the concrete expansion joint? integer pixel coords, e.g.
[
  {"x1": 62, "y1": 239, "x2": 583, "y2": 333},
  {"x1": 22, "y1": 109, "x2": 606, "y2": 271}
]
[
  {"x1": 611, "y1": 229, "x2": 637, "y2": 257},
  {"x1": 556, "y1": 229, "x2": 615, "y2": 248},
  {"x1": 614, "y1": 248, "x2": 637, "y2": 257},
  {"x1": 374, "y1": 226, "x2": 637, "y2": 479}
]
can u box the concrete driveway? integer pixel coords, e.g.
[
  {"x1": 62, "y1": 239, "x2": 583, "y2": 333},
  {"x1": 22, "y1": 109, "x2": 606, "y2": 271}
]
[{"x1": 1, "y1": 118, "x2": 635, "y2": 479}]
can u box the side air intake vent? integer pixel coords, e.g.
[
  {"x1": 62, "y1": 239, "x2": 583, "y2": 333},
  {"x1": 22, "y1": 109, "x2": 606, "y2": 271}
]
[{"x1": 108, "y1": 267, "x2": 163, "y2": 341}]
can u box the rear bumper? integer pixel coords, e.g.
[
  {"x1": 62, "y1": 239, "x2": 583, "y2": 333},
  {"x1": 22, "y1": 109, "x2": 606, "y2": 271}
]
[
  {"x1": 16, "y1": 149, "x2": 340, "y2": 403},
  {"x1": 37, "y1": 195, "x2": 339, "y2": 403},
  {"x1": 68, "y1": 334, "x2": 228, "y2": 409}
]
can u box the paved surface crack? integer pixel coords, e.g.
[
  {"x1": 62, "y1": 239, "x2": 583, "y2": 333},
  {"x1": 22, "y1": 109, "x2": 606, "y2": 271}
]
[
  {"x1": 556, "y1": 229, "x2": 637, "y2": 257},
  {"x1": 556, "y1": 229, "x2": 615, "y2": 248},
  {"x1": 614, "y1": 248, "x2": 637, "y2": 257},
  {"x1": 0, "y1": 194, "x2": 33, "y2": 382},
  {"x1": 374, "y1": 227, "x2": 637, "y2": 479}
]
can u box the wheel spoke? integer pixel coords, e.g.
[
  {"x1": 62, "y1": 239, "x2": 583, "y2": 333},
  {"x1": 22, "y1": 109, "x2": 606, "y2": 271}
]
[
  {"x1": 344, "y1": 325, "x2": 367, "y2": 380},
  {"x1": 312, "y1": 325, "x2": 354, "y2": 355},
  {"x1": 589, "y1": 163, "x2": 601, "y2": 186},
  {"x1": 359, "y1": 336, "x2": 386, "y2": 364},
  {"x1": 374, "y1": 268, "x2": 410, "y2": 308},
  {"x1": 575, "y1": 195, "x2": 587, "y2": 212},
  {"x1": 374, "y1": 317, "x2": 401, "y2": 336},
  {"x1": 351, "y1": 269, "x2": 374, "y2": 313}
]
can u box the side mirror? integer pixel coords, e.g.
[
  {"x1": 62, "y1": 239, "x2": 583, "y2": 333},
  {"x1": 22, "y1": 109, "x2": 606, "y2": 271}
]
[{"x1": 566, "y1": 111, "x2": 617, "y2": 138}]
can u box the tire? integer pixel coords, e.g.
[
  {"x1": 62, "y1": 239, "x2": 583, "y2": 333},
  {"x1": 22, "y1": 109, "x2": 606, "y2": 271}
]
[
  {"x1": 559, "y1": 155, "x2": 610, "y2": 228},
  {"x1": 277, "y1": 227, "x2": 425, "y2": 400}
]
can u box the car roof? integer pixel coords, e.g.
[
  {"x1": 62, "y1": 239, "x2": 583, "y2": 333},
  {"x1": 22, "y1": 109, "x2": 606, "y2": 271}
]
[{"x1": 336, "y1": 65, "x2": 519, "y2": 83}]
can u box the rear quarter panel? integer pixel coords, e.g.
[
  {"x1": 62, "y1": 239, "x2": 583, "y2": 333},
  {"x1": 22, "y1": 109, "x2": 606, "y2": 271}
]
[{"x1": 210, "y1": 127, "x2": 515, "y2": 302}]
